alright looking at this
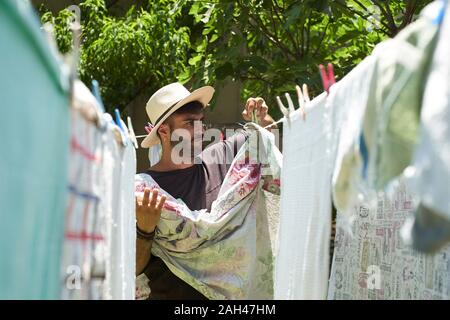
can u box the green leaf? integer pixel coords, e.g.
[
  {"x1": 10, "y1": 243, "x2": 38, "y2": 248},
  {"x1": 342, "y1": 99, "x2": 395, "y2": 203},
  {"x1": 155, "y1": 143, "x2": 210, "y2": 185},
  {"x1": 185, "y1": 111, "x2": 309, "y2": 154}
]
[
  {"x1": 209, "y1": 33, "x2": 219, "y2": 43},
  {"x1": 188, "y1": 54, "x2": 203, "y2": 66},
  {"x1": 215, "y1": 62, "x2": 234, "y2": 80}
]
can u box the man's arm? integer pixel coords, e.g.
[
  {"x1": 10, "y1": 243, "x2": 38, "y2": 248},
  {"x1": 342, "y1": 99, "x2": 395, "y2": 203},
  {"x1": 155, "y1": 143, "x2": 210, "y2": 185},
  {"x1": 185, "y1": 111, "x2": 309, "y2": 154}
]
[
  {"x1": 136, "y1": 237, "x2": 153, "y2": 276},
  {"x1": 135, "y1": 188, "x2": 166, "y2": 276}
]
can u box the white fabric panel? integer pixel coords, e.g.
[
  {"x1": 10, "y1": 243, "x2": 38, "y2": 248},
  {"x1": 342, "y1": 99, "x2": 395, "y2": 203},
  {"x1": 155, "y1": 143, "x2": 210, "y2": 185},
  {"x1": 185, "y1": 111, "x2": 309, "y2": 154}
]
[
  {"x1": 275, "y1": 93, "x2": 332, "y2": 299},
  {"x1": 328, "y1": 55, "x2": 377, "y2": 220},
  {"x1": 102, "y1": 118, "x2": 136, "y2": 300},
  {"x1": 115, "y1": 140, "x2": 136, "y2": 299}
]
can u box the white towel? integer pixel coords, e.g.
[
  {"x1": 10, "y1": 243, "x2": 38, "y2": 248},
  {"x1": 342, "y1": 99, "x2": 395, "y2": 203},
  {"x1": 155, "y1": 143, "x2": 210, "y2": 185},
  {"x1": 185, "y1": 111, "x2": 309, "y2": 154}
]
[{"x1": 275, "y1": 93, "x2": 332, "y2": 299}]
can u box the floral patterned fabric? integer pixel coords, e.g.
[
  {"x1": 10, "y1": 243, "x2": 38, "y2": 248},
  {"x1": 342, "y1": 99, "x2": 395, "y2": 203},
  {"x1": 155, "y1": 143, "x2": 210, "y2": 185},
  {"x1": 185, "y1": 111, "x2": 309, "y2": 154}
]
[{"x1": 135, "y1": 124, "x2": 282, "y2": 299}]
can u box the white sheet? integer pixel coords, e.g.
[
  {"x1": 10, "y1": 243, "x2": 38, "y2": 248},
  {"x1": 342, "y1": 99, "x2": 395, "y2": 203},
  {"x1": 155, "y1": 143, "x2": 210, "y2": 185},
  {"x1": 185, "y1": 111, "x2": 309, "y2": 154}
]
[{"x1": 275, "y1": 93, "x2": 332, "y2": 299}]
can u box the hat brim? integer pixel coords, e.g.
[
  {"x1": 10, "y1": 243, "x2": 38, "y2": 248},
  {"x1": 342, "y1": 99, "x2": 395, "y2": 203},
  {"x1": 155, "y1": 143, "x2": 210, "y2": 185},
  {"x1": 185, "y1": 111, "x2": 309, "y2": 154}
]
[{"x1": 141, "y1": 86, "x2": 214, "y2": 148}]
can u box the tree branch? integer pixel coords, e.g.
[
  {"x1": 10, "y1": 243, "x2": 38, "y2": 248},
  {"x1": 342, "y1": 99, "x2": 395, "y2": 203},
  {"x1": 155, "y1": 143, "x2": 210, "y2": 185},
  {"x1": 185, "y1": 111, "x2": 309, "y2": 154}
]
[
  {"x1": 241, "y1": 74, "x2": 273, "y2": 86},
  {"x1": 372, "y1": 0, "x2": 398, "y2": 36},
  {"x1": 333, "y1": 1, "x2": 392, "y2": 37},
  {"x1": 399, "y1": 0, "x2": 419, "y2": 30},
  {"x1": 270, "y1": 0, "x2": 302, "y2": 59},
  {"x1": 248, "y1": 16, "x2": 298, "y2": 59},
  {"x1": 235, "y1": 0, "x2": 297, "y2": 59},
  {"x1": 305, "y1": 15, "x2": 311, "y2": 57}
]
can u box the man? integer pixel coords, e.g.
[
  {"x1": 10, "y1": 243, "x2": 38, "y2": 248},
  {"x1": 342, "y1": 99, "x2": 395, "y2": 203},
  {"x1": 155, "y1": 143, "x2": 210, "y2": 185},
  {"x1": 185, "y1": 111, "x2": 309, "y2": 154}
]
[{"x1": 135, "y1": 82, "x2": 275, "y2": 299}]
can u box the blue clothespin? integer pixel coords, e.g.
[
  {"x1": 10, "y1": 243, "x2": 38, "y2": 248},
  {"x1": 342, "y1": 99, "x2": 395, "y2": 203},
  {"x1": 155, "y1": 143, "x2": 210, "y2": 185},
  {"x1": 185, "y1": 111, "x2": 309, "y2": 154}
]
[
  {"x1": 114, "y1": 108, "x2": 129, "y2": 145},
  {"x1": 91, "y1": 80, "x2": 105, "y2": 113},
  {"x1": 114, "y1": 108, "x2": 125, "y2": 132},
  {"x1": 433, "y1": 0, "x2": 447, "y2": 25}
]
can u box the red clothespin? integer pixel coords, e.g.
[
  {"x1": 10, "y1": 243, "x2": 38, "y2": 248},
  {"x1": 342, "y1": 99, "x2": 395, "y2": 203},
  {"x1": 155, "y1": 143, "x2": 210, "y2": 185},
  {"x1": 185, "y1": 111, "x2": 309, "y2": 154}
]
[{"x1": 319, "y1": 63, "x2": 336, "y2": 94}]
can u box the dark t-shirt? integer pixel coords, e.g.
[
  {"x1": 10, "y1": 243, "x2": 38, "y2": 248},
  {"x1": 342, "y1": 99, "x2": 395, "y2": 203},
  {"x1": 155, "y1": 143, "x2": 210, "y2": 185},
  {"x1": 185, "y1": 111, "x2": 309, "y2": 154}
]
[{"x1": 141, "y1": 131, "x2": 248, "y2": 300}]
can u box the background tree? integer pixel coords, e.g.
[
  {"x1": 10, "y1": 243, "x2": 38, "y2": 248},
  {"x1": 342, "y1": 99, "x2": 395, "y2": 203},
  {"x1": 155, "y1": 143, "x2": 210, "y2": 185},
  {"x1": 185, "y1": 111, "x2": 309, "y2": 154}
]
[
  {"x1": 39, "y1": 0, "x2": 432, "y2": 116},
  {"x1": 185, "y1": 0, "x2": 433, "y2": 117},
  {"x1": 41, "y1": 0, "x2": 191, "y2": 112}
]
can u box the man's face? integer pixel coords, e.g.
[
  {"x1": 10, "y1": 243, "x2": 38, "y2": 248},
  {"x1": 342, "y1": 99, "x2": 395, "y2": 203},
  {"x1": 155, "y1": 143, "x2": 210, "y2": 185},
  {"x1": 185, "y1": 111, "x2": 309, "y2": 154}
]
[{"x1": 167, "y1": 111, "x2": 205, "y2": 159}]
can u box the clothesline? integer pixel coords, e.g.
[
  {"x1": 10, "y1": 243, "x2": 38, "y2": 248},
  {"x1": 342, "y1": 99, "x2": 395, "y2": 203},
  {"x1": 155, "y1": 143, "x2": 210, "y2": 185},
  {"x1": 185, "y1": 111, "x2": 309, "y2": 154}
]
[{"x1": 134, "y1": 119, "x2": 282, "y2": 140}]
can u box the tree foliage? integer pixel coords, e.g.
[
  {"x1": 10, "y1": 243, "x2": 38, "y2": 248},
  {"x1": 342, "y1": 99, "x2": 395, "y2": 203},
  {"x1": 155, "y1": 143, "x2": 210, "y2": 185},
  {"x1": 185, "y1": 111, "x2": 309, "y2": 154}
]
[
  {"x1": 41, "y1": 0, "x2": 190, "y2": 112},
  {"x1": 39, "y1": 0, "x2": 432, "y2": 115},
  {"x1": 184, "y1": 0, "x2": 432, "y2": 117}
]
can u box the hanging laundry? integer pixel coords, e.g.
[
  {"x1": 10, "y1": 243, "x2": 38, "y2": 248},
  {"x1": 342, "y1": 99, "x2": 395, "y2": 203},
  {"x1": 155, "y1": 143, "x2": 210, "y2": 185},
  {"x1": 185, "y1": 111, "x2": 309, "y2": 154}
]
[
  {"x1": 0, "y1": 0, "x2": 70, "y2": 299},
  {"x1": 102, "y1": 116, "x2": 137, "y2": 300},
  {"x1": 135, "y1": 124, "x2": 281, "y2": 299},
  {"x1": 362, "y1": 0, "x2": 444, "y2": 191},
  {"x1": 118, "y1": 123, "x2": 137, "y2": 300},
  {"x1": 328, "y1": 180, "x2": 450, "y2": 300},
  {"x1": 327, "y1": 1, "x2": 450, "y2": 300},
  {"x1": 61, "y1": 81, "x2": 136, "y2": 300},
  {"x1": 328, "y1": 55, "x2": 377, "y2": 221},
  {"x1": 274, "y1": 93, "x2": 332, "y2": 299},
  {"x1": 61, "y1": 82, "x2": 106, "y2": 300},
  {"x1": 401, "y1": 2, "x2": 450, "y2": 253}
]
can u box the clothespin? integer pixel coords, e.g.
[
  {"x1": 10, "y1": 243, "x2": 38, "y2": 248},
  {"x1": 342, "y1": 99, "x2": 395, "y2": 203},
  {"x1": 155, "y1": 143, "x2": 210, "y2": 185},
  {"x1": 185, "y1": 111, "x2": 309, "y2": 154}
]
[
  {"x1": 296, "y1": 84, "x2": 310, "y2": 121},
  {"x1": 285, "y1": 93, "x2": 296, "y2": 114},
  {"x1": 319, "y1": 63, "x2": 336, "y2": 94},
  {"x1": 114, "y1": 109, "x2": 125, "y2": 132},
  {"x1": 276, "y1": 93, "x2": 295, "y2": 128},
  {"x1": 145, "y1": 122, "x2": 155, "y2": 134},
  {"x1": 114, "y1": 108, "x2": 129, "y2": 145},
  {"x1": 276, "y1": 96, "x2": 289, "y2": 125},
  {"x1": 251, "y1": 109, "x2": 259, "y2": 125},
  {"x1": 91, "y1": 80, "x2": 106, "y2": 113},
  {"x1": 135, "y1": 123, "x2": 152, "y2": 139},
  {"x1": 127, "y1": 116, "x2": 139, "y2": 149}
]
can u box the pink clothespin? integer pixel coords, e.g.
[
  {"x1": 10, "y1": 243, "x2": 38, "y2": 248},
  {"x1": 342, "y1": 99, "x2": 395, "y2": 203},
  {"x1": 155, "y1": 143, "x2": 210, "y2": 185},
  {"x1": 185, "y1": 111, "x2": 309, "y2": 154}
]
[
  {"x1": 145, "y1": 122, "x2": 155, "y2": 134},
  {"x1": 319, "y1": 63, "x2": 336, "y2": 94}
]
